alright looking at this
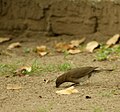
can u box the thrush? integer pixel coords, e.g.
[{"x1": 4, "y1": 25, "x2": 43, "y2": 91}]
[{"x1": 56, "y1": 66, "x2": 113, "y2": 88}]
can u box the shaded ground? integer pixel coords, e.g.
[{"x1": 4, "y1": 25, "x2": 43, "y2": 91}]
[{"x1": 0, "y1": 35, "x2": 120, "y2": 112}]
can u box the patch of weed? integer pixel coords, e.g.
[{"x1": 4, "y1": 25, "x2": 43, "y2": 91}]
[
  {"x1": 0, "y1": 59, "x2": 73, "y2": 76},
  {"x1": 23, "y1": 47, "x2": 31, "y2": 53},
  {"x1": 98, "y1": 89, "x2": 119, "y2": 98},
  {"x1": 30, "y1": 59, "x2": 58, "y2": 74},
  {"x1": 30, "y1": 61, "x2": 72, "y2": 75},
  {"x1": 58, "y1": 62, "x2": 72, "y2": 71},
  {"x1": 112, "y1": 45, "x2": 120, "y2": 54},
  {"x1": 95, "y1": 44, "x2": 120, "y2": 61},
  {"x1": 0, "y1": 60, "x2": 26, "y2": 76},
  {"x1": 38, "y1": 108, "x2": 48, "y2": 112},
  {"x1": 100, "y1": 92, "x2": 112, "y2": 98},
  {"x1": 93, "y1": 107, "x2": 103, "y2": 112},
  {"x1": 63, "y1": 50, "x2": 69, "y2": 59},
  {"x1": 0, "y1": 63, "x2": 18, "y2": 76}
]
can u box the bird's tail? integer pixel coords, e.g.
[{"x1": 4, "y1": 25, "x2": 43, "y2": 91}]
[
  {"x1": 99, "y1": 68, "x2": 114, "y2": 71},
  {"x1": 94, "y1": 67, "x2": 114, "y2": 73}
]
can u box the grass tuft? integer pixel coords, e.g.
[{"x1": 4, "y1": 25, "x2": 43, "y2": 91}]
[
  {"x1": 95, "y1": 44, "x2": 120, "y2": 61},
  {"x1": 0, "y1": 59, "x2": 73, "y2": 76},
  {"x1": 93, "y1": 107, "x2": 103, "y2": 112}
]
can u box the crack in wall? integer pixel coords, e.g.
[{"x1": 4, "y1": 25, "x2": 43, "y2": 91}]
[{"x1": 90, "y1": 16, "x2": 99, "y2": 33}]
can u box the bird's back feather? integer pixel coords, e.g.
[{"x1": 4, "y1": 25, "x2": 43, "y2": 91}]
[{"x1": 66, "y1": 67, "x2": 98, "y2": 79}]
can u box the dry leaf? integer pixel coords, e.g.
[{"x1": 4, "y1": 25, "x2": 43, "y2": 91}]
[
  {"x1": 68, "y1": 49, "x2": 81, "y2": 54},
  {"x1": 44, "y1": 79, "x2": 50, "y2": 84},
  {"x1": 36, "y1": 45, "x2": 48, "y2": 56},
  {"x1": 56, "y1": 86, "x2": 79, "y2": 95},
  {"x1": 55, "y1": 42, "x2": 64, "y2": 48},
  {"x1": 38, "y1": 51, "x2": 48, "y2": 56},
  {"x1": 86, "y1": 41, "x2": 99, "y2": 52},
  {"x1": 36, "y1": 45, "x2": 47, "y2": 52},
  {"x1": 0, "y1": 37, "x2": 11, "y2": 43},
  {"x1": 7, "y1": 42, "x2": 21, "y2": 50},
  {"x1": 70, "y1": 37, "x2": 86, "y2": 47},
  {"x1": 14, "y1": 66, "x2": 32, "y2": 76},
  {"x1": 20, "y1": 66, "x2": 32, "y2": 72},
  {"x1": 106, "y1": 34, "x2": 120, "y2": 47},
  {"x1": 7, "y1": 84, "x2": 22, "y2": 90},
  {"x1": 55, "y1": 42, "x2": 74, "y2": 52}
]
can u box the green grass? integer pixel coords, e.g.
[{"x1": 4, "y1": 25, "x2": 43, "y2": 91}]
[
  {"x1": 99, "y1": 89, "x2": 119, "y2": 98},
  {"x1": 30, "y1": 60, "x2": 72, "y2": 75},
  {"x1": 38, "y1": 108, "x2": 47, "y2": 112},
  {"x1": 63, "y1": 50, "x2": 69, "y2": 59},
  {"x1": 23, "y1": 47, "x2": 31, "y2": 53},
  {"x1": 93, "y1": 107, "x2": 103, "y2": 112},
  {"x1": 99, "y1": 91, "x2": 112, "y2": 98},
  {"x1": 0, "y1": 59, "x2": 73, "y2": 76},
  {"x1": 0, "y1": 63, "x2": 22, "y2": 76},
  {"x1": 58, "y1": 62, "x2": 72, "y2": 71},
  {"x1": 95, "y1": 44, "x2": 120, "y2": 61}
]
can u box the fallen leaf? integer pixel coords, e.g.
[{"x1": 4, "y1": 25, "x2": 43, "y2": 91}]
[
  {"x1": 36, "y1": 45, "x2": 47, "y2": 52},
  {"x1": 56, "y1": 86, "x2": 79, "y2": 95},
  {"x1": 21, "y1": 66, "x2": 32, "y2": 72},
  {"x1": 44, "y1": 79, "x2": 50, "y2": 83},
  {"x1": 0, "y1": 37, "x2": 11, "y2": 43},
  {"x1": 7, "y1": 42, "x2": 21, "y2": 50},
  {"x1": 68, "y1": 49, "x2": 81, "y2": 54},
  {"x1": 86, "y1": 41, "x2": 99, "y2": 52},
  {"x1": 36, "y1": 45, "x2": 48, "y2": 56},
  {"x1": 55, "y1": 42, "x2": 74, "y2": 52},
  {"x1": 70, "y1": 37, "x2": 86, "y2": 47},
  {"x1": 7, "y1": 84, "x2": 22, "y2": 90},
  {"x1": 106, "y1": 34, "x2": 120, "y2": 47},
  {"x1": 38, "y1": 51, "x2": 48, "y2": 56},
  {"x1": 14, "y1": 66, "x2": 32, "y2": 76}
]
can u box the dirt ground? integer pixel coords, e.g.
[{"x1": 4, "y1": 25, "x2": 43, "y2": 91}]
[{"x1": 0, "y1": 35, "x2": 120, "y2": 112}]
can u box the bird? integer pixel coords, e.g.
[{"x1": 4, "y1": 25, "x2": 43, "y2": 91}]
[{"x1": 55, "y1": 66, "x2": 113, "y2": 88}]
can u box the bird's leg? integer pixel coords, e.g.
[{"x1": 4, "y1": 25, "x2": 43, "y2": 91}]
[{"x1": 88, "y1": 74, "x2": 92, "y2": 78}]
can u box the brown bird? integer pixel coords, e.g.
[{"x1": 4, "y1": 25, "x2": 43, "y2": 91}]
[{"x1": 56, "y1": 66, "x2": 113, "y2": 88}]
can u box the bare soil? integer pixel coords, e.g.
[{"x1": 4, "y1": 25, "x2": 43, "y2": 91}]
[{"x1": 0, "y1": 35, "x2": 120, "y2": 112}]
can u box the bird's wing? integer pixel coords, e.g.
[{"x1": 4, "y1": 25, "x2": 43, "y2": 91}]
[{"x1": 69, "y1": 67, "x2": 97, "y2": 79}]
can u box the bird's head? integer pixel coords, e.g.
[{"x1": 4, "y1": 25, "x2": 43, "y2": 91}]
[{"x1": 56, "y1": 75, "x2": 64, "y2": 88}]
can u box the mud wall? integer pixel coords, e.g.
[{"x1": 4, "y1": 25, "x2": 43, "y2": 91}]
[{"x1": 0, "y1": 0, "x2": 120, "y2": 36}]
